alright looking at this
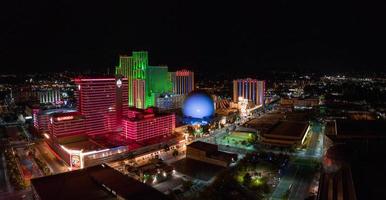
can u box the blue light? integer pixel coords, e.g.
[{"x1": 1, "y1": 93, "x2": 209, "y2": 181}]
[{"x1": 182, "y1": 92, "x2": 214, "y2": 119}]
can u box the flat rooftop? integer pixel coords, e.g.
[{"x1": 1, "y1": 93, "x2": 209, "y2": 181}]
[
  {"x1": 187, "y1": 141, "x2": 237, "y2": 163},
  {"x1": 188, "y1": 141, "x2": 218, "y2": 153},
  {"x1": 54, "y1": 132, "x2": 179, "y2": 155},
  {"x1": 31, "y1": 164, "x2": 168, "y2": 200},
  {"x1": 263, "y1": 121, "x2": 309, "y2": 139},
  {"x1": 245, "y1": 111, "x2": 311, "y2": 132}
]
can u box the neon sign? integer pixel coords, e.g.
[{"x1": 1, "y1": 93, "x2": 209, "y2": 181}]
[{"x1": 56, "y1": 116, "x2": 74, "y2": 121}]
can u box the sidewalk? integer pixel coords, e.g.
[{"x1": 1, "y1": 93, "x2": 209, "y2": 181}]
[{"x1": 0, "y1": 153, "x2": 13, "y2": 193}]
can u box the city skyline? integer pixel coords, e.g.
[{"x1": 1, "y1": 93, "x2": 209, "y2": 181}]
[{"x1": 2, "y1": 2, "x2": 386, "y2": 200}]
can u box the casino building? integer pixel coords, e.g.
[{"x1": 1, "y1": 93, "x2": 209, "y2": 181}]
[
  {"x1": 233, "y1": 78, "x2": 265, "y2": 106},
  {"x1": 171, "y1": 69, "x2": 195, "y2": 95},
  {"x1": 35, "y1": 77, "x2": 177, "y2": 170}
]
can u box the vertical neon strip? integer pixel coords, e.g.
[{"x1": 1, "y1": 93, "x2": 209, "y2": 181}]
[
  {"x1": 238, "y1": 81, "x2": 241, "y2": 98},
  {"x1": 252, "y1": 82, "x2": 255, "y2": 104}
]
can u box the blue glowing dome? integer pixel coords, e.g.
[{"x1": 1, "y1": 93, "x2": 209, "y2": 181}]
[{"x1": 183, "y1": 92, "x2": 214, "y2": 119}]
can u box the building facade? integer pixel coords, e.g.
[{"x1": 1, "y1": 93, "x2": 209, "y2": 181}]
[
  {"x1": 74, "y1": 77, "x2": 128, "y2": 135},
  {"x1": 122, "y1": 108, "x2": 175, "y2": 141},
  {"x1": 233, "y1": 78, "x2": 265, "y2": 106},
  {"x1": 48, "y1": 112, "x2": 86, "y2": 139},
  {"x1": 171, "y1": 69, "x2": 195, "y2": 95},
  {"x1": 115, "y1": 51, "x2": 148, "y2": 107},
  {"x1": 156, "y1": 94, "x2": 185, "y2": 111},
  {"x1": 116, "y1": 51, "x2": 176, "y2": 108}
]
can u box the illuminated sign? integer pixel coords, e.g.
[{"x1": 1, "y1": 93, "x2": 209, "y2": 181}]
[
  {"x1": 176, "y1": 70, "x2": 192, "y2": 76},
  {"x1": 116, "y1": 79, "x2": 122, "y2": 88},
  {"x1": 56, "y1": 116, "x2": 74, "y2": 121},
  {"x1": 71, "y1": 154, "x2": 81, "y2": 169}
]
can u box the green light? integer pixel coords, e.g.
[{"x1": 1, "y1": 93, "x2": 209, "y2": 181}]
[
  {"x1": 116, "y1": 51, "x2": 148, "y2": 107},
  {"x1": 116, "y1": 51, "x2": 174, "y2": 108}
]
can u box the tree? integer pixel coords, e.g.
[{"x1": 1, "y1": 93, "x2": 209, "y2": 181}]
[
  {"x1": 183, "y1": 180, "x2": 193, "y2": 190},
  {"x1": 243, "y1": 173, "x2": 252, "y2": 186},
  {"x1": 187, "y1": 126, "x2": 195, "y2": 136}
]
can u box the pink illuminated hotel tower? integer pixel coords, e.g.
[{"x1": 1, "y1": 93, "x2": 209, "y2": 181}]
[{"x1": 36, "y1": 77, "x2": 177, "y2": 169}]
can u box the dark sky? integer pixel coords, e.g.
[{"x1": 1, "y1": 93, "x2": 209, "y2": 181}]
[{"x1": 1, "y1": 1, "x2": 386, "y2": 74}]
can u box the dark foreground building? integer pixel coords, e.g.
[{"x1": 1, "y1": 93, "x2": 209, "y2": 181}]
[
  {"x1": 318, "y1": 120, "x2": 386, "y2": 200},
  {"x1": 31, "y1": 164, "x2": 168, "y2": 200},
  {"x1": 187, "y1": 141, "x2": 237, "y2": 167}
]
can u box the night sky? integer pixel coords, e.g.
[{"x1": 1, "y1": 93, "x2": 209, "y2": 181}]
[{"x1": 1, "y1": 1, "x2": 386, "y2": 74}]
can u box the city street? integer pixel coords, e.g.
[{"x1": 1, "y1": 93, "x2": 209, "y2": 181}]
[
  {"x1": 270, "y1": 122, "x2": 323, "y2": 200},
  {"x1": 34, "y1": 142, "x2": 68, "y2": 174}
]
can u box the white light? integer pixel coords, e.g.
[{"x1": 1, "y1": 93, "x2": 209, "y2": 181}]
[
  {"x1": 43, "y1": 133, "x2": 50, "y2": 139},
  {"x1": 116, "y1": 79, "x2": 122, "y2": 88}
]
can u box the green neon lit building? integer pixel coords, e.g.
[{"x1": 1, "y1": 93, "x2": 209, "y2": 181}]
[
  {"x1": 146, "y1": 66, "x2": 172, "y2": 106},
  {"x1": 116, "y1": 51, "x2": 148, "y2": 107},
  {"x1": 116, "y1": 51, "x2": 172, "y2": 108}
]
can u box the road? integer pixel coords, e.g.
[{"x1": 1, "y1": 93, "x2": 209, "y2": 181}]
[
  {"x1": 270, "y1": 122, "x2": 324, "y2": 200},
  {"x1": 34, "y1": 142, "x2": 68, "y2": 174}
]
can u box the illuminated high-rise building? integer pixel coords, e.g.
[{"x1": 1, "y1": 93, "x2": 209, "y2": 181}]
[
  {"x1": 116, "y1": 51, "x2": 175, "y2": 108},
  {"x1": 74, "y1": 77, "x2": 128, "y2": 135},
  {"x1": 171, "y1": 69, "x2": 195, "y2": 95},
  {"x1": 115, "y1": 51, "x2": 148, "y2": 107},
  {"x1": 146, "y1": 65, "x2": 172, "y2": 106},
  {"x1": 233, "y1": 78, "x2": 265, "y2": 106}
]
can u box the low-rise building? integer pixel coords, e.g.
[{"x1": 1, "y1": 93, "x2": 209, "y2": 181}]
[
  {"x1": 31, "y1": 164, "x2": 168, "y2": 200},
  {"x1": 186, "y1": 141, "x2": 237, "y2": 167},
  {"x1": 260, "y1": 121, "x2": 310, "y2": 147}
]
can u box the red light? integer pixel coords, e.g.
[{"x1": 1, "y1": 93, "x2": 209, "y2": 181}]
[{"x1": 56, "y1": 116, "x2": 74, "y2": 121}]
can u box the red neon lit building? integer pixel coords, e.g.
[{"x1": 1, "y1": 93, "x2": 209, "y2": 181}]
[
  {"x1": 122, "y1": 108, "x2": 175, "y2": 141},
  {"x1": 74, "y1": 77, "x2": 128, "y2": 135},
  {"x1": 48, "y1": 112, "x2": 86, "y2": 139}
]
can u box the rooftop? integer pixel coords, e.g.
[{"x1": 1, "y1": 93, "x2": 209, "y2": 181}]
[
  {"x1": 31, "y1": 164, "x2": 168, "y2": 200},
  {"x1": 187, "y1": 141, "x2": 218, "y2": 153},
  {"x1": 263, "y1": 121, "x2": 309, "y2": 139},
  {"x1": 187, "y1": 141, "x2": 237, "y2": 163}
]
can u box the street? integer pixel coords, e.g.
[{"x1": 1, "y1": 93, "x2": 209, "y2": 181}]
[
  {"x1": 270, "y1": 122, "x2": 323, "y2": 200},
  {"x1": 34, "y1": 141, "x2": 68, "y2": 174}
]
